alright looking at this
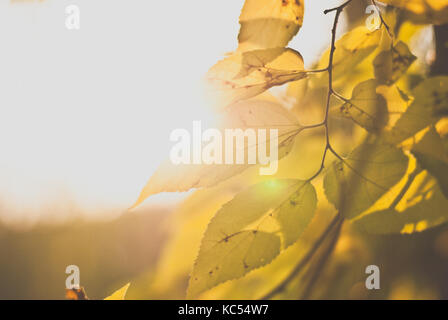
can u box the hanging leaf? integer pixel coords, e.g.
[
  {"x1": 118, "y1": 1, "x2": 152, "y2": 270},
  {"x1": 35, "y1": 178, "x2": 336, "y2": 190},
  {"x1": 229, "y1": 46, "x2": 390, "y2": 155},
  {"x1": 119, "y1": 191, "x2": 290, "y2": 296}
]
[
  {"x1": 387, "y1": 76, "x2": 448, "y2": 144},
  {"x1": 353, "y1": 170, "x2": 448, "y2": 234},
  {"x1": 187, "y1": 179, "x2": 317, "y2": 298},
  {"x1": 132, "y1": 100, "x2": 301, "y2": 207},
  {"x1": 316, "y1": 26, "x2": 382, "y2": 82},
  {"x1": 373, "y1": 41, "x2": 416, "y2": 85},
  {"x1": 380, "y1": 0, "x2": 448, "y2": 25},
  {"x1": 412, "y1": 127, "x2": 448, "y2": 198},
  {"x1": 205, "y1": 48, "x2": 306, "y2": 109},
  {"x1": 324, "y1": 141, "x2": 408, "y2": 219},
  {"x1": 332, "y1": 79, "x2": 389, "y2": 133},
  {"x1": 238, "y1": 0, "x2": 305, "y2": 52}
]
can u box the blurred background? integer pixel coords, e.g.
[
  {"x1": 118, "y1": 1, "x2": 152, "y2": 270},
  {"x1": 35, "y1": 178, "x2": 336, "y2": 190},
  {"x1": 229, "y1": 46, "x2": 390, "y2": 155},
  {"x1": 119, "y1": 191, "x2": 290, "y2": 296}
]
[{"x1": 1, "y1": 0, "x2": 448, "y2": 299}]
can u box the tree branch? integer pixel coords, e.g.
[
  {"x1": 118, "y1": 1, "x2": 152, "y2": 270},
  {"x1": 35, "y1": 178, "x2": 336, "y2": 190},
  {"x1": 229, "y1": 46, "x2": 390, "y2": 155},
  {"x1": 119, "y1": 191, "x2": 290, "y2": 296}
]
[
  {"x1": 259, "y1": 0, "x2": 355, "y2": 300},
  {"x1": 299, "y1": 218, "x2": 343, "y2": 299},
  {"x1": 259, "y1": 213, "x2": 342, "y2": 300},
  {"x1": 371, "y1": 0, "x2": 394, "y2": 41}
]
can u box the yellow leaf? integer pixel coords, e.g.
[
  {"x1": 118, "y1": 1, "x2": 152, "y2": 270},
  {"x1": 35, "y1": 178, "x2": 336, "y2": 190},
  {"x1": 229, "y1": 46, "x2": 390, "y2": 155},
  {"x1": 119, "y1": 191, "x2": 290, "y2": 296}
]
[
  {"x1": 353, "y1": 170, "x2": 448, "y2": 234},
  {"x1": 380, "y1": 0, "x2": 448, "y2": 25},
  {"x1": 205, "y1": 48, "x2": 306, "y2": 109},
  {"x1": 187, "y1": 179, "x2": 316, "y2": 298},
  {"x1": 132, "y1": 100, "x2": 301, "y2": 207},
  {"x1": 104, "y1": 283, "x2": 130, "y2": 300},
  {"x1": 324, "y1": 141, "x2": 408, "y2": 219},
  {"x1": 333, "y1": 79, "x2": 389, "y2": 133},
  {"x1": 238, "y1": 0, "x2": 304, "y2": 52},
  {"x1": 373, "y1": 41, "x2": 416, "y2": 85},
  {"x1": 387, "y1": 76, "x2": 448, "y2": 144},
  {"x1": 412, "y1": 127, "x2": 448, "y2": 198},
  {"x1": 316, "y1": 26, "x2": 382, "y2": 83}
]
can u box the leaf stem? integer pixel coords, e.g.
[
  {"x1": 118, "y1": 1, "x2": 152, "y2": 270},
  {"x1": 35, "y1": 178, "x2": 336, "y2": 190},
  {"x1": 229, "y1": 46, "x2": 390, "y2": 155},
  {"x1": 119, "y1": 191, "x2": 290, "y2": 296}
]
[
  {"x1": 299, "y1": 218, "x2": 343, "y2": 299},
  {"x1": 389, "y1": 167, "x2": 421, "y2": 209},
  {"x1": 305, "y1": 0, "x2": 352, "y2": 182},
  {"x1": 371, "y1": 0, "x2": 394, "y2": 41},
  {"x1": 260, "y1": 0, "x2": 356, "y2": 299},
  {"x1": 259, "y1": 213, "x2": 342, "y2": 300}
]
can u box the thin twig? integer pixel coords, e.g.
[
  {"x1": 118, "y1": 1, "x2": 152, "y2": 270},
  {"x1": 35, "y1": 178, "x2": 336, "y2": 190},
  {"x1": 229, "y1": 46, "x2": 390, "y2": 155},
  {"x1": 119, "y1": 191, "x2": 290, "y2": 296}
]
[
  {"x1": 305, "y1": 68, "x2": 329, "y2": 74},
  {"x1": 371, "y1": 0, "x2": 394, "y2": 41},
  {"x1": 299, "y1": 218, "x2": 343, "y2": 299},
  {"x1": 259, "y1": 0, "x2": 354, "y2": 300},
  {"x1": 306, "y1": 0, "x2": 351, "y2": 181},
  {"x1": 389, "y1": 167, "x2": 421, "y2": 209},
  {"x1": 259, "y1": 213, "x2": 342, "y2": 300}
]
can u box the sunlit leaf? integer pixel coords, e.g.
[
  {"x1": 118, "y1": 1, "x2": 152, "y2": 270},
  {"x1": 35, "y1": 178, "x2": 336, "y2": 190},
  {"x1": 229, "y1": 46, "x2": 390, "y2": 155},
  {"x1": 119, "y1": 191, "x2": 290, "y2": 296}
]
[
  {"x1": 187, "y1": 179, "x2": 316, "y2": 298},
  {"x1": 132, "y1": 100, "x2": 301, "y2": 207},
  {"x1": 205, "y1": 48, "x2": 306, "y2": 109},
  {"x1": 316, "y1": 26, "x2": 382, "y2": 82},
  {"x1": 387, "y1": 76, "x2": 448, "y2": 144},
  {"x1": 380, "y1": 0, "x2": 448, "y2": 25},
  {"x1": 238, "y1": 0, "x2": 304, "y2": 52},
  {"x1": 104, "y1": 283, "x2": 130, "y2": 300},
  {"x1": 373, "y1": 41, "x2": 416, "y2": 85},
  {"x1": 333, "y1": 79, "x2": 389, "y2": 133},
  {"x1": 324, "y1": 141, "x2": 408, "y2": 219},
  {"x1": 353, "y1": 170, "x2": 448, "y2": 234},
  {"x1": 412, "y1": 127, "x2": 448, "y2": 198}
]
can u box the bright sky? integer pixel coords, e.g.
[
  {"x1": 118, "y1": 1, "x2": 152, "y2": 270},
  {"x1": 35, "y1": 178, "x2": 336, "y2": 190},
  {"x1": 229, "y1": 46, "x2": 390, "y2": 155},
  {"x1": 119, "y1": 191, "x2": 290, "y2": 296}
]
[{"x1": 0, "y1": 0, "x2": 346, "y2": 225}]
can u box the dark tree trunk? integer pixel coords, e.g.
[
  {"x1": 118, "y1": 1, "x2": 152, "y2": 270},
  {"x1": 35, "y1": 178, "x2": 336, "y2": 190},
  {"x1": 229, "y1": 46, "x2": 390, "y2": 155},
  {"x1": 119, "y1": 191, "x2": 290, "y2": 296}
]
[{"x1": 431, "y1": 24, "x2": 448, "y2": 76}]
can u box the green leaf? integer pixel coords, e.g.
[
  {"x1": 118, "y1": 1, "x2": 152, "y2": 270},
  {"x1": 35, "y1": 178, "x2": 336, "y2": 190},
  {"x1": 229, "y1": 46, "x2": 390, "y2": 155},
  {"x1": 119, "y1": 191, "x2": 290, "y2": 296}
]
[
  {"x1": 333, "y1": 79, "x2": 389, "y2": 133},
  {"x1": 412, "y1": 127, "x2": 448, "y2": 198},
  {"x1": 324, "y1": 142, "x2": 408, "y2": 219},
  {"x1": 238, "y1": 0, "x2": 305, "y2": 52},
  {"x1": 104, "y1": 283, "x2": 130, "y2": 300},
  {"x1": 373, "y1": 41, "x2": 416, "y2": 85},
  {"x1": 387, "y1": 76, "x2": 448, "y2": 144},
  {"x1": 187, "y1": 179, "x2": 317, "y2": 298},
  {"x1": 205, "y1": 48, "x2": 306, "y2": 109},
  {"x1": 353, "y1": 171, "x2": 448, "y2": 234}
]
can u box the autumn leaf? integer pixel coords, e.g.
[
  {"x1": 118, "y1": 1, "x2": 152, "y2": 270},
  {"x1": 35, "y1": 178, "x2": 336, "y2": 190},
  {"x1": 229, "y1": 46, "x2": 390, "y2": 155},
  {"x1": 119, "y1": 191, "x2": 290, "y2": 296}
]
[
  {"x1": 205, "y1": 47, "x2": 306, "y2": 110},
  {"x1": 104, "y1": 283, "x2": 130, "y2": 300},
  {"x1": 315, "y1": 26, "x2": 382, "y2": 83},
  {"x1": 373, "y1": 41, "x2": 416, "y2": 85},
  {"x1": 187, "y1": 179, "x2": 316, "y2": 298},
  {"x1": 238, "y1": 0, "x2": 304, "y2": 52},
  {"x1": 412, "y1": 127, "x2": 448, "y2": 198},
  {"x1": 324, "y1": 141, "x2": 408, "y2": 219},
  {"x1": 333, "y1": 79, "x2": 389, "y2": 133},
  {"x1": 132, "y1": 100, "x2": 301, "y2": 207},
  {"x1": 387, "y1": 76, "x2": 448, "y2": 144},
  {"x1": 353, "y1": 170, "x2": 448, "y2": 234},
  {"x1": 380, "y1": 0, "x2": 448, "y2": 25}
]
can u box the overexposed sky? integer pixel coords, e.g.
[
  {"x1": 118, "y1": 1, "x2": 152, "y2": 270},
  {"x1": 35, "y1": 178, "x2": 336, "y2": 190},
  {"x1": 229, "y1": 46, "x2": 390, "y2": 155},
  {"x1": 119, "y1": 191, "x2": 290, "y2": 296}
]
[{"x1": 0, "y1": 0, "x2": 346, "y2": 224}]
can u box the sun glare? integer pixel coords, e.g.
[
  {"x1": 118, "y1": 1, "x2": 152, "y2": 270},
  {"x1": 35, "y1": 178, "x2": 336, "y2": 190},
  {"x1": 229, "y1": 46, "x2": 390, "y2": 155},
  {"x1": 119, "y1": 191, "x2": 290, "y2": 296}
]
[{"x1": 0, "y1": 0, "x2": 343, "y2": 225}]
